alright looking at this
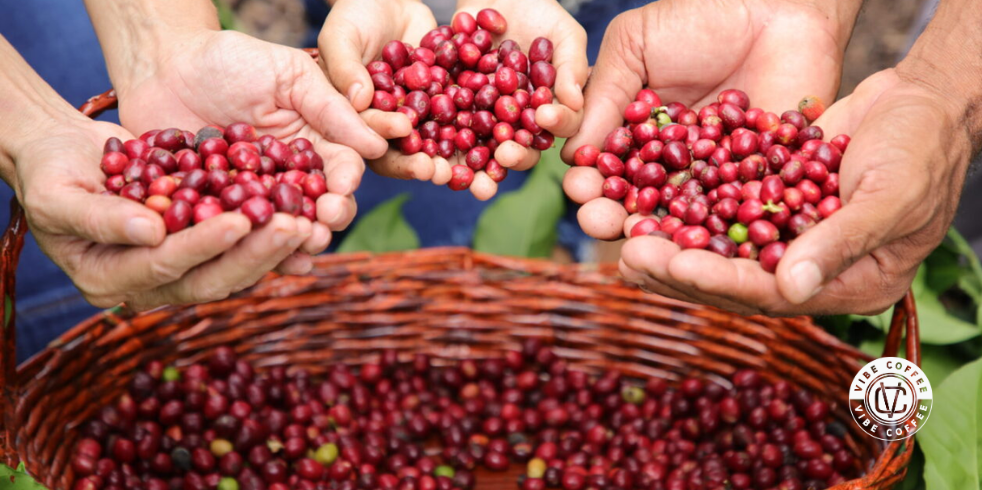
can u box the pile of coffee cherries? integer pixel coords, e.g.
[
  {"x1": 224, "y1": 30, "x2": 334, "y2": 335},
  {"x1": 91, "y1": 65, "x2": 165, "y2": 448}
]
[
  {"x1": 72, "y1": 341, "x2": 858, "y2": 490},
  {"x1": 572, "y1": 90, "x2": 846, "y2": 272},
  {"x1": 100, "y1": 123, "x2": 329, "y2": 234},
  {"x1": 367, "y1": 8, "x2": 558, "y2": 192}
]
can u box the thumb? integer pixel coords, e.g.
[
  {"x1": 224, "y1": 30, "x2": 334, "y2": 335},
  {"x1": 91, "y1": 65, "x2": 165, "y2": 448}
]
[
  {"x1": 776, "y1": 97, "x2": 931, "y2": 304},
  {"x1": 561, "y1": 12, "x2": 645, "y2": 162},
  {"x1": 37, "y1": 189, "x2": 166, "y2": 246},
  {"x1": 293, "y1": 55, "x2": 388, "y2": 160},
  {"x1": 319, "y1": 25, "x2": 375, "y2": 112}
]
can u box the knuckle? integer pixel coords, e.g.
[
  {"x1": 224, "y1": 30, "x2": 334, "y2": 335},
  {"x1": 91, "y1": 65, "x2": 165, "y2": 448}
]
[
  {"x1": 21, "y1": 189, "x2": 54, "y2": 230},
  {"x1": 148, "y1": 258, "x2": 184, "y2": 284},
  {"x1": 83, "y1": 291, "x2": 122, "y2": 309},
  {"x1": 195, "y1": 282, "x2": 232, "y2": 304}
]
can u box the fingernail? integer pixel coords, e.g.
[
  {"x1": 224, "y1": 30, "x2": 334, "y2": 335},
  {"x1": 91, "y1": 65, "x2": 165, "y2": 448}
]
[
  {"x1": 224, "y1": 230, "x2": 241, "y2": 245},
  {"x1": 347, "y1": 83, "x2": 363, "y2": 103},
  {"x1": 126, "y1": 217, "x2": 157, "y2": 245},
  {"x1": 273, "y1": 231, "x2": 290, "y2": 247},
  {"x1": 288, "y1": 236, "x2": 304, "y2": 248},
  {"x1": 789, "y1": 261, "x2": 823, "y2": 304}
]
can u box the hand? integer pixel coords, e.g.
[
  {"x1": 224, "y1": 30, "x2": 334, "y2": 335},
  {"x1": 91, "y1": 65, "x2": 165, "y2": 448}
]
[
  {"x1": 620, "y1": 69, "x2": 974, "y2": 316},
  {"x1": 11, "y1": 117, "x2": 315, "y2": 310},
  {"x1": 115, "y1": 30, "x2": 386, "y2": 271},
  {"x1": 562, "y1": 0, "x2": 850, "y2": 239},
  {"x1": 453, "y1": 0, "x2": 589, "y2": 192},
  {"x1": 319, "y1": 0, "x2": 587, "y2": 200}
]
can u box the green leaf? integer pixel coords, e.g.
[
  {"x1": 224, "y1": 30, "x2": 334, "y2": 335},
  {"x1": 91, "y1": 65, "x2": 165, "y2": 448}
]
[
  {"x1": 213, "y1": 0, "x2": 237, "y2": 31},
  {"x1": 473, "y1": 144, "x2": 566, "y2": 258},
  {"x1": 0, "y1": 463, "x2": 48, "y2": 489},
  {"x1": 898, "y1": 443, "x2": 927, "y2": 490},
  {"x1": 921, "y1": 345, "x2": 970, "y2": 386},
  {"x1": 913, "y1": 263, "x2": 981, "y2": 344},
  {"x1": 859, "y1": 338, "x2": 885, "y2": 359},
  {"x1": 858, "y1": 265, "x2": 979, "y2": 345},
  {"x1": 944, "y1": 228, "x2": 982, "y2": 302},
  {"x1": 337, "y1": 193, "x2": 420, "y2": 253},
  {"x1": 919, "y1": 357, "x2": 982, "y2": 490}
]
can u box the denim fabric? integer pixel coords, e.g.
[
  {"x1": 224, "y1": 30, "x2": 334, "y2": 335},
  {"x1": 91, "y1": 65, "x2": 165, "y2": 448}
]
[{"x1": 2, "y1": 0, "x2": 118, "y2": 362}]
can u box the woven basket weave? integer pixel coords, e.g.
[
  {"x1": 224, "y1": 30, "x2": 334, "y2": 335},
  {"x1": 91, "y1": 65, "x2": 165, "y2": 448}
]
[{"x1": 0, "y1": 56, "x2": 918, "y2": 489}]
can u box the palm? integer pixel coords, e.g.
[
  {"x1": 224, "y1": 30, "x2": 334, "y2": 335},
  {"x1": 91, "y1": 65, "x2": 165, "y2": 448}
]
[
  {"x1": 563, "y1": 0, "x2": 844, "y2": 239},
  {"x1": 619, "y1": 70, "x2": 970, "y2": 316},
  {"x1": 117, "y1": 30, "x2": 385, "y2": 162},
  {"x1": 637, "y1": 0, "x2": 841, "y2": 111}
]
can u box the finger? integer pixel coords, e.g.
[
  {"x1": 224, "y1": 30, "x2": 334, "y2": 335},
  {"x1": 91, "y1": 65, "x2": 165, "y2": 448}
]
[
  {"x1": 495, "y1": 141, "x2": 530, "y2": 169},
  {"x1": 561, "y1": 13, "x2": 645, "y2": 163},
  {"x1": 623, "y1": 237, "x2": 765, "y2": 315},
  {"x1": 276, "y1": 251, "x2": 314, "y2": 276},
  {"x1": 145, "y1": 214, "x2": 309, "y2": 307},
  {"x1": 664, "y1": 245, "x2": 895, "y2": 316},
  {"x1": 551, "y1": 24, "x2": 589, "y2": 113},
  {"x1": 470, "y1": 171, "x2": 498, "y2": 201},
  {"x1": 368, "y1": 149, "x2": 437, "y2": 181},
  {"x1": 512, "y1": 147, "x2": 541, "y2": 171},
  {"x1": 495, "y1": 141, "x2": 540, "y2": 171},
  {"x1": 536, "y1": 103, "x2": 583, "y2": 138},
  {"x1": 293, "y1": 59, "x2": 388, "y2": 159},
  {"x1": 777, "y1": 99, "x2": 938, "y2": 304},
  {"x1": 317, "y1": 142, "x2": 366, "y2": 196},
  {"x1": 664, "y1": 248, "x2": 782, "y2": 314},
  {"x1": 316, "y1": 193, "x2": 358, "y2": 231},
  {"x1": 562, "y1": 167, "x2": 604, "y2": 204},
  {"x1": 79, "y1": 213, "x2": 252, "y2": 297},
  {"x1": 361, "y1": 109, "x2": 414, "y2": 139},
  {"x1": 30, "y1": 188, "x2": 166, "y2": 246},
  {"x1": 618, "y1": 257, "x2": 726, "y2": 308},
  {"x1": 301, "y1": 222, "x2": 332, "y2": 254},
  {"x1": 576, "y1": 198, "x2": 628, "y2": 240},
  {"x1": 318, "y1": 22, "x2": 375, "y2": 111},
  {"x1": 432, "y1": 157, "x2": 453, "y2": 185}
]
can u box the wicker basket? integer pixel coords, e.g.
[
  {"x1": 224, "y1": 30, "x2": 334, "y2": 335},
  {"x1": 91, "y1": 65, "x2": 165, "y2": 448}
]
[{"x1": 0, "y1": 68, "x2": 919, "y2": 490}]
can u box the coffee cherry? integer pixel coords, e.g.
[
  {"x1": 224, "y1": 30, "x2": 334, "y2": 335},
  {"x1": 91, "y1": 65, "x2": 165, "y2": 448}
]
[
  {"x1": 476, "y1": 8, "x2": 507, "y2": 34},
  {"x1": 241, "y1": 196, "x2": 273, "y2": 227}
]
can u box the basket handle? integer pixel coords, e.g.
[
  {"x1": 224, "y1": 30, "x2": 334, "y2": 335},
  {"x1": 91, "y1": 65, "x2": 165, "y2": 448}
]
[{"x1": 882, "y1": 291, "x2": 920, "y2": 365}]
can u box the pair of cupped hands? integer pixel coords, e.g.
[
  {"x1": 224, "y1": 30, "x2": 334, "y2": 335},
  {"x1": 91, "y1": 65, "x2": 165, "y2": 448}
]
[{"x1": 11, "y1": 0, "x2": 969, "y2": 316}]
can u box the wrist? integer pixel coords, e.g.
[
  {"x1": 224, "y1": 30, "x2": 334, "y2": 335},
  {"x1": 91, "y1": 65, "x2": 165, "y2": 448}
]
[
  {"x1": 84, "y1": 0, "x2": 220, "y2": 97},
  {"x1": 0, "y1": 38, "x2": 89, "y2": 185},
  {"x1": 898, "y1": 2, "x2": 982, "y2": 152}
]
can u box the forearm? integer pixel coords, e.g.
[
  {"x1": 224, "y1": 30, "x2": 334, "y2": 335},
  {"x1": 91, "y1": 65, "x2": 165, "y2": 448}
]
[
  {"x1": 899, "y1": 0, "x2": 982, "y2": 151},
  {"x1": 0, "y1": 36, "x2": 88, "y2": 186},
  {"x1": 83, "y1": 0, "x2": 220, "y2": 94}
]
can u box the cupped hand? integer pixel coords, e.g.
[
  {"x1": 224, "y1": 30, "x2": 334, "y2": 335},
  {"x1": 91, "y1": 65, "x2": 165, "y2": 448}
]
[
  {"x1": 11, "y1": 117, "x2": 315, "y2": 310},
  {"x1": 318, "y1": 0, "x2": 456, "y2": 192},
  {"x1": 620, "y1": 69, "x2": 974, "y2": 316},
  {"x1": 454, "y1": 0, "x2": 589, "y2": 194},
  {"x1": 115, "y1": 29, "x2": 384, "y2": 270},
  {"x1": 320, "y1": 0, "x2": 587, "y2": 200},
  {"x1": 562, "y1": 0, "x2": 844, "y2": 239}
]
